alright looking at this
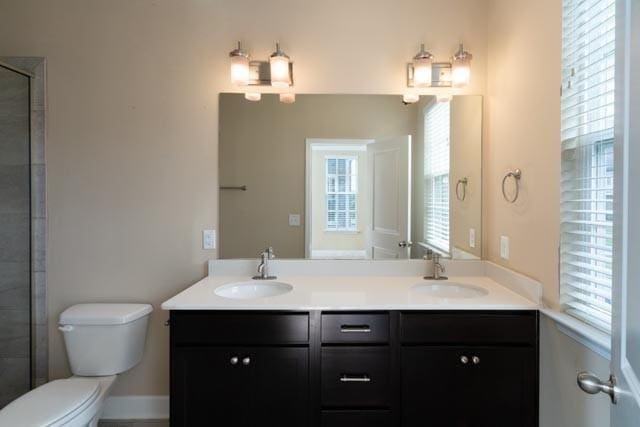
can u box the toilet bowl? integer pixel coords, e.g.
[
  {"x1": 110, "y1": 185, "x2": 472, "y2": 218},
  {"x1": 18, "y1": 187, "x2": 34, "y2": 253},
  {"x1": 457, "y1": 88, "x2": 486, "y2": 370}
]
[{"x1": 0, "y1": 303, "x2": 153, "y2": 427}]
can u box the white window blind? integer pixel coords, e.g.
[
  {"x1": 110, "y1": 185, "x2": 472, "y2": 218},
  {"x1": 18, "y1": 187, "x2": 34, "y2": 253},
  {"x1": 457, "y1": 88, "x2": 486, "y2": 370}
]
[
  {"x1": 326, "y1": 157, "x2": 358, "y2": 231},
  {"x1": 424, "y1": 101, "x2": 450, "y2": 254},
  {"x1": 560, "y1": 0, "x2": 615, "y2": 332}
]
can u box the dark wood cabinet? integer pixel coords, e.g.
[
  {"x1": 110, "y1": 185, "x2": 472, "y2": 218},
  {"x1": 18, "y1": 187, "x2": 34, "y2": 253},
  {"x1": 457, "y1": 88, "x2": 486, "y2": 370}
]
[
  {"x1": 171, "y1": 346, "x2": 308, "y2": 427},
  {"x1": 401, "y1": 346, "x2": 537, "y2": 427},
  {"x1": 170, "y1": 310, "x2": 538, "y2": 427}
]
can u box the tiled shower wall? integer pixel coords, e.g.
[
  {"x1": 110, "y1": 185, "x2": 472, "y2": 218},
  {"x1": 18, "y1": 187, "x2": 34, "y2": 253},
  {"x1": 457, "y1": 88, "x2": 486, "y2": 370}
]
[
  {"x1": 0, "y1": 57, "x2": 46, "y2": 407},
  {"x1": 0, "y1": 64, "x2": 31, "y2": 408}
]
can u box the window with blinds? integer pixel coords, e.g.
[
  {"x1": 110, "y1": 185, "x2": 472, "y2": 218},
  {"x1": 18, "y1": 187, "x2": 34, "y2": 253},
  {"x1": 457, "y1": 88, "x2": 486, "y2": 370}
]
[
  {"x1": 326, "y1": 157, "x2": 358, "y2": 231},
  {"x1": 560, "y1": 0, "x2": 615, "y2": 332},
  {"x1": 424, "y1": 101, "x2": 450, "y2": 254}
]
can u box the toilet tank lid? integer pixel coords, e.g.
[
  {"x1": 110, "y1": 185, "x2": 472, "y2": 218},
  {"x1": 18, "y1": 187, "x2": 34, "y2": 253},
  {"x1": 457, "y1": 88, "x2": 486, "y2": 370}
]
[{"x1": 59, "y1": 303, "x2": 153, "y2": 325}]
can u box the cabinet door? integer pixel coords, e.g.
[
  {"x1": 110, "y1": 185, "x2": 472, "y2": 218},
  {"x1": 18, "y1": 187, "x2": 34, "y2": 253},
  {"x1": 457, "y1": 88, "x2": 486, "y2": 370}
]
[
  {"x1": 401, "y1": 347, "x2": 469, "y2": 427},
  {"x1": 246, "y1": 347, "x2": 310, "y2": 427},
  {"x1": 171, "y1": 346, "x2": 249, "y2": 427},
  {"x1": 464, "y1": 347, "x2": 537, "y2": 427}
]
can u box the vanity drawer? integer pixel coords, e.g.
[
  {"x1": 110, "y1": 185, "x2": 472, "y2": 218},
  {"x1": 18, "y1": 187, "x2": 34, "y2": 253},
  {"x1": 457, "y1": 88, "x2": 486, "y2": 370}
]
[
  {"x1": 321, "y1": 410, "x2": 392, "y2": 426},
  {"x1": 322, "y1": 313, "x2": 389, "y2": 344},
  {"x1": 170, "y1": 311, "x2": 309, "y2": 345},
  {"x1": 400, "y1": 311, "x2": 537, "y2": 345},
  {"x1": 321, "y1": 347, "x2": 391, "y2": 407}
]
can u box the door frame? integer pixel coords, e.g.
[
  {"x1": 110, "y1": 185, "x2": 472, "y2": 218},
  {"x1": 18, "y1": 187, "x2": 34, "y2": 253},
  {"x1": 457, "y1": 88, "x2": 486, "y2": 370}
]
[
  {"x1": 611, "y1": 0, "x2": 640, "y2": 421},
  {"x1": 304, "y1": 138, "x2": 373, "y2": 258}
]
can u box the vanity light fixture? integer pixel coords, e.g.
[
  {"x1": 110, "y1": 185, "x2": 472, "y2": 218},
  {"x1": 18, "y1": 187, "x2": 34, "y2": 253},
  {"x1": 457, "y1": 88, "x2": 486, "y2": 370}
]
[
  {"x1": 270, "y1": 43, "x2": 291, "y2": 88},
  {"x1": 279, "y1": 93, "x2": 296, "y2": 104},
  {"x1": 405, "y1": 42, "x2": 473, "y2": 89},
  {"x1": 451, "y1": 43, "x2": 473, "y2": 87},
  {"x1": 229, "y1": 41, "x2": 250, "y2": 86},
  {"x1": 244, "y1": 92, "x2": 261, "y2": 101},
  {"x1": 412, "y1": 44, "x2": 434, "y2": 87}
]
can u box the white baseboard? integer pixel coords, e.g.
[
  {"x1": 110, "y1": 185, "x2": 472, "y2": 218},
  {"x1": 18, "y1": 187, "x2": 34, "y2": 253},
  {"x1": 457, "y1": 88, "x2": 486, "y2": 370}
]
[{"x1": 101, "y1": 395, "x2": 169, "y2": 420}]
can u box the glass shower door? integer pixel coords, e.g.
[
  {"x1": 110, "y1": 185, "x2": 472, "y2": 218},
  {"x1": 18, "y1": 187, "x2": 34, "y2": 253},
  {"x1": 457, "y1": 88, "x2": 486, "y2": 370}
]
[{"x1": 0, "y1": 64, "x2": 32, "y2": 408}]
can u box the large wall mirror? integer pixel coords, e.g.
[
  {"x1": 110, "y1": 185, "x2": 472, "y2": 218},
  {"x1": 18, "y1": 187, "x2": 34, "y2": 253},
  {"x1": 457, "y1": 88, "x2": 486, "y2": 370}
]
[{"x1": 219, "y1": 93, "x2": 482, "y2": 260}]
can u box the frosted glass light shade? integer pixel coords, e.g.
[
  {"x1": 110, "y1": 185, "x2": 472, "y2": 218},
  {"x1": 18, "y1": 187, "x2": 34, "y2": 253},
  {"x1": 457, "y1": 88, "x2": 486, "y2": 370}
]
[
  {"x1": 279, "y1": 93, "x2": 296, "y2": 104},
  {"x1": 244, "y1": 92, "x2": 261, "y2": 101},
  {"x1": 452, "y1": 58, "x2": 471, "y2": 87},
  {"x1": 413, "y1": 57, "x2": 432, "y2": 87},
  {"x1": 230, "y1": 55, "x2": 249, "y2": 85},
  {"x1": 402, "y1": 93, "x2": 419, "y2": 104},
  {"x1": 270, "y1": 55, "x2": 290, "y2": 88}
]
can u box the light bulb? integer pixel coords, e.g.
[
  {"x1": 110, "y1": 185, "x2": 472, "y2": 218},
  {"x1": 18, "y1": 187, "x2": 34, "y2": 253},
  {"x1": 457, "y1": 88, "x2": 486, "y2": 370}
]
[
  {"x1": 229, "y1": 42, "x2": 250, "y2": 86},
  {"x1": 412, "y1": 44, "x2": 433, "y2": 87},
  {"x1": 270, "y1": 43, "x2": 291, "y2": 88},
  {"x1": 452, "y1": 44, "x2": 473, "y2": 88},
  {"x1": 279, "y1": 93, "x2": 296, "y2": 104},
  {"x1": 402, "y1": 93, "x2": 420, "y2": 104},
  {"x1": 244, "y1": 92, "x2": 261, "y2": 101}
]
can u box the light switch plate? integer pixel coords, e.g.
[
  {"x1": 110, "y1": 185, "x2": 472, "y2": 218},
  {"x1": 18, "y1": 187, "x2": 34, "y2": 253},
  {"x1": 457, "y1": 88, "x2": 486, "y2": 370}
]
[
  {"x1": 500, "y1": 235, "x2": 509, "y2": 260},
  {"x1": 289, "y1": 214, "x2": 301, "y2": 227},
  {"x1": 203, "y1": 229, "x2": 216, "y2": 250},
  {"x1": 469, "y1": 228, "x2": 476, "y2": 248}
]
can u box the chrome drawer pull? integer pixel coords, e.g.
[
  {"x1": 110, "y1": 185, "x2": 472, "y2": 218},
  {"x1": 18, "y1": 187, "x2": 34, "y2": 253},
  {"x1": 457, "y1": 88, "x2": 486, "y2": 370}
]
[
  {"x1": 340, "y1": 325, "x2": 371, "y2": 333},
  {"x1": 340, "y1": 374, "x2": 371, "y2": 383}
]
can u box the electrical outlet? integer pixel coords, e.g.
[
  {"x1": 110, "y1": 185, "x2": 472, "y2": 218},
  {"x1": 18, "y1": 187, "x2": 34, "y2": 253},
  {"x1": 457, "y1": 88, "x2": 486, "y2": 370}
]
[
  {"x1": 469, "y1": 228, "x2": 476, "y2": 248},
  {"x1": 500, "y1": 235, "x2": 509, "y2": 260},
  {"x1": 289, "y1": 214, "x2": 301, "y2": 227},
  {"x1": 203, "y1": 229, "x2": 216, "y2": 250}
]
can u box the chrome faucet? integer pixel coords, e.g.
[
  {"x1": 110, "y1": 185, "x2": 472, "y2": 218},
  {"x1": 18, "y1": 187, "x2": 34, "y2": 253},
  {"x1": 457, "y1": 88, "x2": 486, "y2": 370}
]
[
  {"x1": 423, "y1": 251, "x2": 448, "y2": 280},
  {"x1": 252, "y1": 247, "x2": 277, "y2": 280}
]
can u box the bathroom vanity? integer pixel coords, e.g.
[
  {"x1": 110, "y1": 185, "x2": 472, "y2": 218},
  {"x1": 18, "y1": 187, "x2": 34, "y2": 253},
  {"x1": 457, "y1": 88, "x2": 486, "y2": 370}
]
[{"x1": 163, "y1": 263, "x2": 540, "y2": 427}]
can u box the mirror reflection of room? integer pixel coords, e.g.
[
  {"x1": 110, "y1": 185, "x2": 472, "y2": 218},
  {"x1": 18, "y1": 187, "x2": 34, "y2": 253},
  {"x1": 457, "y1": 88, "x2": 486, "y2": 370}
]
[{"x1": 219, "y1": 94, "x2": 481, "y2": 260}]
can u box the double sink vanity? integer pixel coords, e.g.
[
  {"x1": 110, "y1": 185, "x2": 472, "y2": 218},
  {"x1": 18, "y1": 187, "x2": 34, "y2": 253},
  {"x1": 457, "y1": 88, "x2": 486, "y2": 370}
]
[
  {"x1": 161, "y1": 92, "x2": 539, "y2": 426},
  {"x1": 162, "y1": 259, "x2": 541, "y2": 427}
]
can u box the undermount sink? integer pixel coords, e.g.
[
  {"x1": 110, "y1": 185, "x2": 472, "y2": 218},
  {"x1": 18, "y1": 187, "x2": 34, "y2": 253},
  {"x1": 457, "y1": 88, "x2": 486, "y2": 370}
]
[
  {"x1": 214, "y1": 280, "x2": 293, "y2": 299},
  {"x1": 411, "y1": 281, "x2": 488, "y2": 299}
]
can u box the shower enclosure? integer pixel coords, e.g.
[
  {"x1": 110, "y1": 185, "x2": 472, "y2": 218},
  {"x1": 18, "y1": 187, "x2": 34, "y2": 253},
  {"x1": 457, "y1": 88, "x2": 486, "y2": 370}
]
[{"x1": 0, "y1": 58, "x2": 46, "y2": 408}]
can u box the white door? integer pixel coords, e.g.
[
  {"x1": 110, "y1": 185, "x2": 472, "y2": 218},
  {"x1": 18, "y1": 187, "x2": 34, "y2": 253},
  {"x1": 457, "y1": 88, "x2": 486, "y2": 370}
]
[
  {"x1": 610, "y1": 0, "x2": 640, "y2": 423},
  {"x1": 366, "y1": 135, "x2": 411, "y2": 259}
]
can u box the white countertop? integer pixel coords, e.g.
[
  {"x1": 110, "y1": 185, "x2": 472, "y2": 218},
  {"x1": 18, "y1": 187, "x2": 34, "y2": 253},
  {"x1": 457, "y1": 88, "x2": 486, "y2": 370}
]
[{"x1": 161, "y1": 274, "x2": 539, "y2": 311}]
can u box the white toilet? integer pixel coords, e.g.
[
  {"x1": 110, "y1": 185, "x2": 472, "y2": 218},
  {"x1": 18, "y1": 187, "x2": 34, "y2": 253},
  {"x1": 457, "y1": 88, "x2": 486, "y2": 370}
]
[{"x1": 0, "y1": 303, "x2": 153, "y2": 427}]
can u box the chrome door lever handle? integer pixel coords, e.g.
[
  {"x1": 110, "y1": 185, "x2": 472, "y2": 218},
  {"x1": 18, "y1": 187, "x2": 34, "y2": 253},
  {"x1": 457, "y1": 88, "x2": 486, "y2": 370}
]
[{"x1": 577, "y1": 371, "x2": 617, "y2": 404}]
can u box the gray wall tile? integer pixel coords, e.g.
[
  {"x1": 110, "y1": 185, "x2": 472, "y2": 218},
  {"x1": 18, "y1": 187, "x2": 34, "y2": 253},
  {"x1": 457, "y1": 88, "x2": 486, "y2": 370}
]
[
  {"x1": 0, "y1": 262, "x2": 29, "y2": 310},
  {"x1": 0, "y1": 310, "x2": 29, "y2": 358},
  {"x1": 0, "y1": 213, "x2": 29, "y2": 262},
  {"x1": 0, "y1": 357, "x2": 30, "y2": 408},
  {"x1": 31, "y1": 164, "x2": 46, "y2": 218},
  {"x1": 0, "y1": 114, "x2": 30, "y2": 166},
  {"x1": 31, "y1": 110, "x2": 45, "y2": 165},
  {"x1": 0, "y1": 165, "x2": 30, "y2": 214}
]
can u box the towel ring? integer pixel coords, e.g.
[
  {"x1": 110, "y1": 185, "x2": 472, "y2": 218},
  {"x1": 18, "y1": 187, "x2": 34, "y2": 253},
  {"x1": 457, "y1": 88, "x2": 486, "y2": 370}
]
[
  {"x1": 502, "y1": 169, "x2": 522, "y2": 203},
  {"x1": 456, "y1": 178, "x2": 468, "y2": 201}
]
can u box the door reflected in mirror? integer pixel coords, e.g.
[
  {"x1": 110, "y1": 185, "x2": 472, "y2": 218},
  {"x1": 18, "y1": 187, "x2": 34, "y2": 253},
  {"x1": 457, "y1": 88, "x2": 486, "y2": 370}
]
[{"x1": 219, "y1": 94, "x2": 482, "y2": 260}]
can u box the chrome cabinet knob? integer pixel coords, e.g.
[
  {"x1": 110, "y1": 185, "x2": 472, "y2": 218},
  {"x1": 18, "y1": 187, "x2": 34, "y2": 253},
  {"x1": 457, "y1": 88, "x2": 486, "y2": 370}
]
[
  {"x1": 460, "y1": 355, "x2": 469, "y2": 364},
  {"x1": 230, "y1": 356, "x2": 238, "y2": 365},
  {"x1": 242, "y1": 357, "x2": 251, "y2": 366},
  {"x1": 472, "y1": 356, "x2": 480, "y2": 365}
]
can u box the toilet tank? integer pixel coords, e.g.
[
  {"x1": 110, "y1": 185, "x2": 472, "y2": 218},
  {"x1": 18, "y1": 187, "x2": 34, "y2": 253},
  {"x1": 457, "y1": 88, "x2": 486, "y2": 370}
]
[{"x1": 59, "y1": 303, "x2": 153, "y2": 376}]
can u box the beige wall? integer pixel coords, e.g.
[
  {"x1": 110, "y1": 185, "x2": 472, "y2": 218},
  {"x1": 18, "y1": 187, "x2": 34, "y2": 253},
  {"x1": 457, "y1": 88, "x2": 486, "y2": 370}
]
[
  {"x1": 485, "y1": 0, "x2": 562, "y2": 308},
  {"x1": 0, "y1": 0, "x2": 489, "y2": 395}
]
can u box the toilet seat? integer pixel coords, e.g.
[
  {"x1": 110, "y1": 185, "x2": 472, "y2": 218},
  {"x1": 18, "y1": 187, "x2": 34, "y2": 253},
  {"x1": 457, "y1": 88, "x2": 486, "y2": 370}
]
[{"x1": 0, "y1": 377, "x2": 101, "y2": 426}]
